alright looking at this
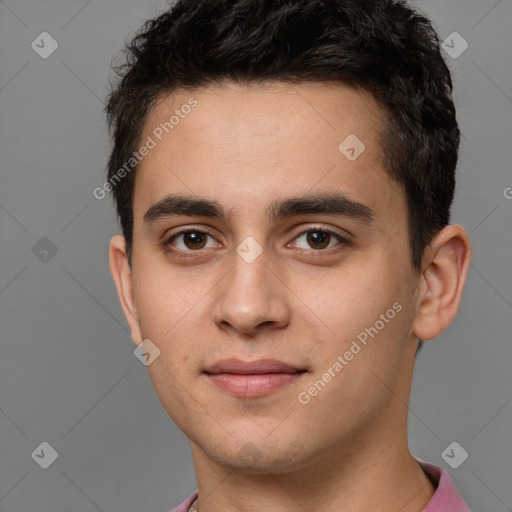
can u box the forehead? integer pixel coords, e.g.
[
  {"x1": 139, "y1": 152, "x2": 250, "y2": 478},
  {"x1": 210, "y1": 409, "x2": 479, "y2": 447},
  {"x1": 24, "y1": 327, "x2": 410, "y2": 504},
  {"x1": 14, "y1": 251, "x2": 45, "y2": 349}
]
[{"x1": 133, "y1": 81, "x2": 403, "y2": 225}]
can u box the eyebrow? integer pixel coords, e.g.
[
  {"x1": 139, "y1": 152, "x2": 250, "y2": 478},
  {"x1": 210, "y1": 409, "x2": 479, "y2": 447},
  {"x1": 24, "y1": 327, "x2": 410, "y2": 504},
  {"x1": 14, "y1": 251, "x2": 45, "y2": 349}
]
[{"x1": 143, "y1": 192, "x2": 376, "y2": 225}]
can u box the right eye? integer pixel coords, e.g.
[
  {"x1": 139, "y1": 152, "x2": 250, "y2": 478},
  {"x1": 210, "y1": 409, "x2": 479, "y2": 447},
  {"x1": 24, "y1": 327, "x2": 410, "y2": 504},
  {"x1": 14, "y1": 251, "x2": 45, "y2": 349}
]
[{"x1": 165, "y1": 229, "x2": 219, "y2": 256}]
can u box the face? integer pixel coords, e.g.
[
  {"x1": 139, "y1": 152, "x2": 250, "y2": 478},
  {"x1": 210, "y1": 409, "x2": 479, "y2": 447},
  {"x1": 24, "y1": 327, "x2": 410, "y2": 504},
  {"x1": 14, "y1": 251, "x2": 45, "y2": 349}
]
[{"x1": 116, "y1": 82, "x2": 425, "y2": 472}]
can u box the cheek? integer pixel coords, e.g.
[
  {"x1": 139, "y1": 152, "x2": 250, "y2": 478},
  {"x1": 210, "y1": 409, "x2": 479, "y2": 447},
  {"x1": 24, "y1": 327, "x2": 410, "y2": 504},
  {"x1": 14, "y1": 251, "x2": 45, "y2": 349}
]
[
  {"x1": 309, "y1": 266, "x2": 410, "y2": 382},
  {"x1": 307, "y1": 269, "x2": 388, "y2": 334},
  {"x1": 133, "y1": 264, "x2": 200, "y2": 338},
  {"x1": 145, "y1": 354, "x2": 201, "y2": 435},
  {"x1": 132, "y1": 266, "x2": 215, "y2": 373}
]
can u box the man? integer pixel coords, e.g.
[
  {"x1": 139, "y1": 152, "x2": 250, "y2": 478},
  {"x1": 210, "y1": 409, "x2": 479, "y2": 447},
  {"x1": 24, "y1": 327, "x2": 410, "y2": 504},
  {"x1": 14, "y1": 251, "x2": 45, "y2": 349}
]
[{"x1": 106, "y1": 0, "x2": 472, "y2": 510}]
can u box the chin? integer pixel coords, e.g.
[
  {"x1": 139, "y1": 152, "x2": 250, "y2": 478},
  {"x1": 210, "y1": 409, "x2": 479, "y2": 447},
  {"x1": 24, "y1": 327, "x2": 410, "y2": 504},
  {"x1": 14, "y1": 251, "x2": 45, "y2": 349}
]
[{"x1": 201, "y1": 435, "x2": 311, "y2": 474}]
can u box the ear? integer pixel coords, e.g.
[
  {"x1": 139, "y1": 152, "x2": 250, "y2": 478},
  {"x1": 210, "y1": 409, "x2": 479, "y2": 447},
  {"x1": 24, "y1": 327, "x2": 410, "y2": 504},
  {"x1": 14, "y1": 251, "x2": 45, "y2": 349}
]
[
  {"x1": 412, "y1": 225, "x2": 472, "y2": 341},
  {"x1": 109, "y1": 235, "x2": 143, "y2": 346}
]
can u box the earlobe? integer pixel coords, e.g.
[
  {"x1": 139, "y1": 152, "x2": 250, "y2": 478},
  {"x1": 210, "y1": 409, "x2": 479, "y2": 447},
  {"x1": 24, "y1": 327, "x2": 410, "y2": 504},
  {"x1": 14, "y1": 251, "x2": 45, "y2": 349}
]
[
  {"x1": 109, "y1": 235, "x2": 143, "y2": 345},
  {"x1": 412, "y1": 225, "x2": 472, "y2": 341}
]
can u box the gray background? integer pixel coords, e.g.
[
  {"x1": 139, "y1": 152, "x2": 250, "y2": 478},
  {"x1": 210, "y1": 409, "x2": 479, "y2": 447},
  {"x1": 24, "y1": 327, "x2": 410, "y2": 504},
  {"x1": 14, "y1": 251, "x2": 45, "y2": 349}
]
[{"x1": 0, "y1": 0, "x2": 511, "y2": 511}]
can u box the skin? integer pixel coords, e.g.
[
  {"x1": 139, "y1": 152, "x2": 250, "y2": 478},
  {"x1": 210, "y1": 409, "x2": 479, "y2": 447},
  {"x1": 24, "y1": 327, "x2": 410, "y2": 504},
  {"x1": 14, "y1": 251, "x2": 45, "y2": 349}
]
[{"x1": 109, "y1": 81, "x2": 471, "y2": 512}]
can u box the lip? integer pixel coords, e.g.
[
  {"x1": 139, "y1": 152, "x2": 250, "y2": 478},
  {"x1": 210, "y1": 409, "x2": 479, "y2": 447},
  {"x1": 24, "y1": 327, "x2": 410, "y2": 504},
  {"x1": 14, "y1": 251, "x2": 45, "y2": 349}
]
[
  {"x1": 203, "y1": 358, "x2": 306, "y2": 397},
  {"x1": 204, "y1": 357, "x2": 303, "y2": 375}
]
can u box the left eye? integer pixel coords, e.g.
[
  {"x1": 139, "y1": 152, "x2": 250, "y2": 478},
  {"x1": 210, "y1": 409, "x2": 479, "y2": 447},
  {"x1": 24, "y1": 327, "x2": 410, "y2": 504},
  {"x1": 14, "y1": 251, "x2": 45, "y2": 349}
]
[{"x1": 292, "y1": 230, "x2": 347, "y2": 250}]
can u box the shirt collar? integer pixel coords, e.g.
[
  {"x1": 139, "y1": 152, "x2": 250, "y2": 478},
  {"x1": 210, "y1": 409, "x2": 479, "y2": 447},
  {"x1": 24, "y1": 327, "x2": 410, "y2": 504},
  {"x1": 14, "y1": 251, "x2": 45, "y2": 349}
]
[{"x1": 418, "y1": 460, "x2": 471, "y2": 511}]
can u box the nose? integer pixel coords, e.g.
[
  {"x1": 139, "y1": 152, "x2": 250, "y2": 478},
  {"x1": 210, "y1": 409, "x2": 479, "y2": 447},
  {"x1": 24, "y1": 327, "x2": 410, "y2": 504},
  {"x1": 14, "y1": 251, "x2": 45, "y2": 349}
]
[{"x1": 212, "y1": 247, "x2": 291, "y2": 336}]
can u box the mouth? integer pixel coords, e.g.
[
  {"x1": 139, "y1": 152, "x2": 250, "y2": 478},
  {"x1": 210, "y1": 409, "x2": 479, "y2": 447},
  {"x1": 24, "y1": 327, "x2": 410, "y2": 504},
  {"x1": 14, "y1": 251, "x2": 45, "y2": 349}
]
[{"x1": 203, "y1": 358, "x2": 307, "y2": 398}]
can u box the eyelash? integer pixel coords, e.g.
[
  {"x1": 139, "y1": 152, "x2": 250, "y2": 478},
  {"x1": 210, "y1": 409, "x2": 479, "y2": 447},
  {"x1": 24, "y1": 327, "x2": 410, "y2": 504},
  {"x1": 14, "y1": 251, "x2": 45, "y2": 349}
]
[{"x1": 163, "y1": 226, "x2": 350, "y2": 259}]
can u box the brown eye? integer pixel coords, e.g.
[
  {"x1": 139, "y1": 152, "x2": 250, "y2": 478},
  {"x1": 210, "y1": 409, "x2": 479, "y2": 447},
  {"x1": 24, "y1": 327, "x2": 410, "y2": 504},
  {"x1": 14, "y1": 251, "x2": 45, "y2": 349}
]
[
  {"x1": 167, "y1": 230, "x2": 216, "y2": 252},
  {"x1": 182, "y1": 231, "x2": 207, "y2": 249},
  {"x1": 293, "y1": 229, "x2": 348, "y2": 251},
  {"x1": 306, "y1": 231, "x2": 331, "y2": 249}
]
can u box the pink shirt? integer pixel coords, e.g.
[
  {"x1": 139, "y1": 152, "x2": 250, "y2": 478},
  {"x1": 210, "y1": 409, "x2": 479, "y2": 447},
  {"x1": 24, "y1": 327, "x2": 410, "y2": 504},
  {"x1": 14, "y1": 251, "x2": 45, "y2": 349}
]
[{"x1": 170, "y1": 461, "x2": 470, "y2": 512}]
